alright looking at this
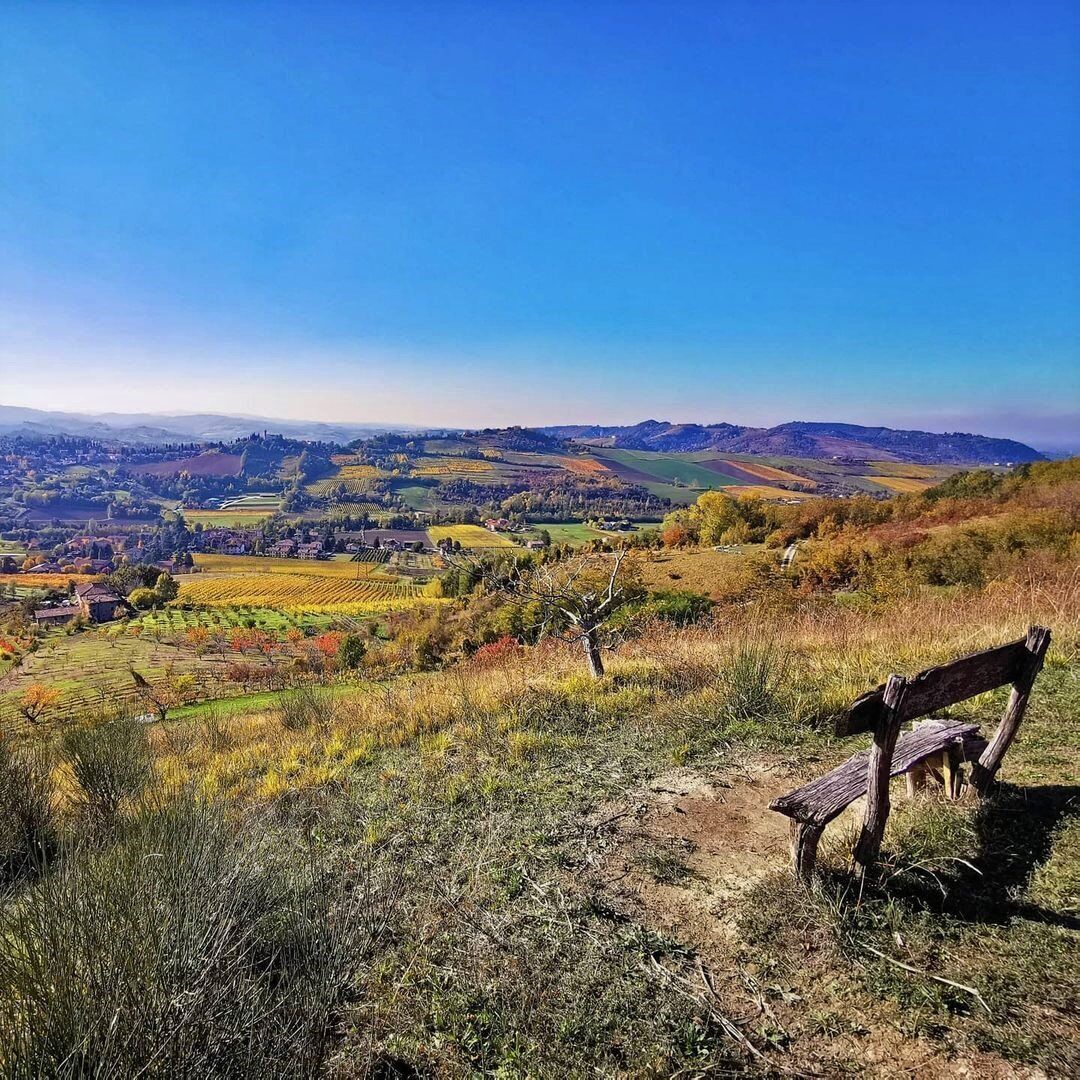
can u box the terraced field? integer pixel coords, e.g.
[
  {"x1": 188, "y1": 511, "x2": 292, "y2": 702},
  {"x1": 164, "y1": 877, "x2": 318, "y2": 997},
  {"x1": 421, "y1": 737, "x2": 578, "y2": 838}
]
[{"x1": 0, "y1": 630, "x2": 240, "y2": 730}]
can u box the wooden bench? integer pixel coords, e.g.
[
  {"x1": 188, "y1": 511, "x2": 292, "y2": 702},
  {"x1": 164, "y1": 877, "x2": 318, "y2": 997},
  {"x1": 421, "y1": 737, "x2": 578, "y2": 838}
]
[{"x1": 770, "y1": 626, "x2": 1051, "y2": 879}]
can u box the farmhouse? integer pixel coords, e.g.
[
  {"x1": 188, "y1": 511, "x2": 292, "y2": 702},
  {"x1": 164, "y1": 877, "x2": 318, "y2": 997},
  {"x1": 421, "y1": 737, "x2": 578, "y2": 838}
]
[
  {"x1": 33, "y1": 605, "x2": 78, "y2": 626},
  {"x1": 74, "y1": 582, "x2": 123, "y2": 623}
]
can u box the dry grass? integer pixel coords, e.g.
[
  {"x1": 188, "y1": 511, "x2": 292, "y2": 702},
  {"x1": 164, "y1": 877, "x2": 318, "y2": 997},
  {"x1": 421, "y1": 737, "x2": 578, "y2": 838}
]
[{"x1": 633, "y1": 548, "x2": 767, "y2": 600}]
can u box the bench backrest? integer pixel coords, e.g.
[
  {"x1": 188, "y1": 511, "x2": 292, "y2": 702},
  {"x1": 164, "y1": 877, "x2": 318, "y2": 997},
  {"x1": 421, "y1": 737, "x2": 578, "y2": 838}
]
[{"x1": 841, "y1": 632, "x2": 1047, "y2": 735}]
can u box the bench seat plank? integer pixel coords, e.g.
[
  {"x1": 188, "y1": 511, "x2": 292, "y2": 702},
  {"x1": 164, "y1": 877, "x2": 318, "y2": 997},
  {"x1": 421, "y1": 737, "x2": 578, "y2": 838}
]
[{"x1": 770, "y1": 720, "x2": 983, "y2": 828}]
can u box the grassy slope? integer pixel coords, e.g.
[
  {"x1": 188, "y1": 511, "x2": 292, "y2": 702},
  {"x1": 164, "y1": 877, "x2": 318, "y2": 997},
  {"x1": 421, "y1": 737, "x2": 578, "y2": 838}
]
[{"x1": 118, "y1": 556, "x2": 1077, "y2": 1074}]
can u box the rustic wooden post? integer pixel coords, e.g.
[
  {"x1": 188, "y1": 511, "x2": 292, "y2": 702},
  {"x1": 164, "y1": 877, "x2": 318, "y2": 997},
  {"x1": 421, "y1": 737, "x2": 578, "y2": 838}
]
[
  {"x1": 905, "y1": 761, "x2": 926, "y2": 798},
  {"x1": 853, "y1": 674, "x2": 908, "y2": 873},
  {"x1": 941, "y1": 745, "x2": 961, "y2": 799},
  {"x1": 791, "y1": 820, "x2": 824, "y2": 881},
  {"x1": 971, "y1": 626, "x2": 1051, "y2": 797}
]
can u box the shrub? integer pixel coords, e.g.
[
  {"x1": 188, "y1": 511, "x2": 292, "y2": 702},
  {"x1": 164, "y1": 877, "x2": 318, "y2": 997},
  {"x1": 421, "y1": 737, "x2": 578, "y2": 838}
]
[
  {"x1": 62, "y1": 715, "x2": 153, "y2": 821},
  {"x1": 0, "y1": 796, "x2": 382, "y2": 1076},
  {"x1": 0, "y1": 743, "x2": 56, "y2": 884},
  {"x1": 338, "y1": 633, "x2": 366, "y2": 670}
]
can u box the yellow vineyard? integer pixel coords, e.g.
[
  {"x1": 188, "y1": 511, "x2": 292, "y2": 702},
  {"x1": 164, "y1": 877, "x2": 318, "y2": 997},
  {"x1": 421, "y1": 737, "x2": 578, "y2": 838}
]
[
  {"x1": 178, "y1": 572, "x2": 429, "y2": 614},
  {"x1": 722, "y1": 459, "x2": 815, "y2": 487},
  {"x1": 866, "y1": 460, "x2": 945, "y2": 479},
  {"x1": 412, "y1": 458, "x2": 494, "y2": 477},
  {"x1": 427, "y1": 525, "x2": 517, "y2": 549},
  {"x1": 863, "y1": 475, "x2": 934, "y2": 494},
  {"x1": 558, "y1": 456, "x2": 609, "y2": 475},
  {"x1": 193, "y1": 554, "x2": 399, "y2": 579},
  {"x1": 732, "y1": 484, "x2": 818, "y2": 501},
  {"x1": 3, "y1": 573, "x2": 96, "y2": 589}
]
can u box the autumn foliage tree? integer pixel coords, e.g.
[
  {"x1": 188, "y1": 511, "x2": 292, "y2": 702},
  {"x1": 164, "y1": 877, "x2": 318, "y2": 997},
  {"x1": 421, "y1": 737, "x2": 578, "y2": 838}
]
[{"x1": 18, "y1": 684, "x2": 60, "y2": 725}]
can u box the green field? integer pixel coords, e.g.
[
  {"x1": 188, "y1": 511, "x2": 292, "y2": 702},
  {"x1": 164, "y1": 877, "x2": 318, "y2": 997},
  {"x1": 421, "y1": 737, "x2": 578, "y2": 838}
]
[
  {"x1": 590, "y1": 448, "x2": 745, "y2": 489},
  {"x1": 532, "y1": 522, "x2": 654, "y2": 545},
  {"x1": 181, "y1": 509, "x2": 275, "y2": 527}
]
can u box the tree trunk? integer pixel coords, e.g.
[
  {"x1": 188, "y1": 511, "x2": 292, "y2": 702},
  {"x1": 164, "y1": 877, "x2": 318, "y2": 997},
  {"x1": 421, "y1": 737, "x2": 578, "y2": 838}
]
[{"x1": 582, "y1": 627, "x2": 604, "y2": 678}]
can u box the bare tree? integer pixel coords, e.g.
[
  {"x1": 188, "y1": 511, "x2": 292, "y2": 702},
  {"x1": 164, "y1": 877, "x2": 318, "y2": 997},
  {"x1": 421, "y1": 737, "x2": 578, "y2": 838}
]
[{"x1": 457, "y1": 547, "x2": 635, "y2": 677}]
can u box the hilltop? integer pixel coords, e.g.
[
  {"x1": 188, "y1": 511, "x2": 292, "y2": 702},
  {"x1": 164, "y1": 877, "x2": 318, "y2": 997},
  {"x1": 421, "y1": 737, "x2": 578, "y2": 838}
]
[
  {"x1": 542, "y1": 419, "x2": 1045, "y2": 465},
  {"x1": 0, "y1": 405, "x2": 1047, "y2": 464}
]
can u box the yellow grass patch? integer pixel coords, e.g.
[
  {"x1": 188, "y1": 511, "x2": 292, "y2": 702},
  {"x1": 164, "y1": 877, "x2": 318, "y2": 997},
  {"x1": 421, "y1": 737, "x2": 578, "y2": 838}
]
[
  {"x1": 427, "y1": 525, "x2": 517, "y2": 549},
  {"x1": 632, "y1": 548, "x2": 765, "y2": 601}
]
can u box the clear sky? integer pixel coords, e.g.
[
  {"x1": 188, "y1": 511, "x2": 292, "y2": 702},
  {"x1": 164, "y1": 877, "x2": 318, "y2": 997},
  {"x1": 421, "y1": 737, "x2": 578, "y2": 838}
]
[{"x1": 2, "y1": 1, "x2": 1078, "y2": 448}]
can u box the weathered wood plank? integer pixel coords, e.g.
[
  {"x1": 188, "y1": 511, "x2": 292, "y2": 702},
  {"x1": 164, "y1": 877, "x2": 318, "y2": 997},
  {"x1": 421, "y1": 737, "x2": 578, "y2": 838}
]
[
  {"x1": 770, "y1": 719, "x2": 983, "y2": 828},
  {"x1": 842, "y1": 638, "x2": 1030, "y2": 735},
  {"x1": 971, "y1": 626, "x2": 1051, "y2": 796}
]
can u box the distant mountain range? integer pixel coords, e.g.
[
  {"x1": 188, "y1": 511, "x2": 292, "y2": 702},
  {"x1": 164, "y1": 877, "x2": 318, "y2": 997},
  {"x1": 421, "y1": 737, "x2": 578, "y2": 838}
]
[
  {"x1": 0, "y1": 405, "x2": 1046, "y2": 464},
  {"x1": 540, "y1": 420, "x2": 1045, "y2": 465},
  {"x1": 0, "y1": 406, "x2": 419, "y2": 445}
]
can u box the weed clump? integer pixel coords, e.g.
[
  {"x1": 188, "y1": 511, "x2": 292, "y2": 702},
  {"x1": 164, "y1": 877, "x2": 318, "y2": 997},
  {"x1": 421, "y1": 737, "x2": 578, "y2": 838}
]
[
  {"x1": 0, "y1": 794, "x2": 382, "y2": 1077},
  {"x1": 62, "y1": 714, "x2": 153, "y2": 823},
  {"x1": 0, "y1": 743, "x2": 56, "y2": 884},
  {"x1": 279, "y1": 685, "x2": 337, "y2": 731}
]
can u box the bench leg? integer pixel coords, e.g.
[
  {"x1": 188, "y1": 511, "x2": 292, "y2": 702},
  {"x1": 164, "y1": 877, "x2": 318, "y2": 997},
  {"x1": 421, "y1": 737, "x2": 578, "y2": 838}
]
[
  {"x1": 791, "y1": 820, "x2": 823, "y2": 881},
  {"x1": 942, "y1": 745, "x2": 961, "y2": 799},
  {"x1": 905, "y1": 762, "x2": 927, "y2": 798}
]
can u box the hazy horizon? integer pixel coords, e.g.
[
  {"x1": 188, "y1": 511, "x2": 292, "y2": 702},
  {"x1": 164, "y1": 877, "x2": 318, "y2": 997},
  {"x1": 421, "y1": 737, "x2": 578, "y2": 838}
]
[{"x1": 2, "y1": 3, "x2": 1077, "y2": 449}]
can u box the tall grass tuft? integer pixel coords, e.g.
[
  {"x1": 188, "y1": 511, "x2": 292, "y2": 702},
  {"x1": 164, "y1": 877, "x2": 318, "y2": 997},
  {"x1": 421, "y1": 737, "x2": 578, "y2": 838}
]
[
  {"x1": 714, "y1": 637, "x2": 791, "y2": 731},
  {"x1": 278, "y1": 685, "x2": 337, "y2": 731},
  {"x1": 0, "y1": 743, "x2": 56, "y2": 885},
  {"x1": 62, "y1": 714, "x2": 153, "y2": 823},
  {"x1": 0, "y1": 794, "x2": 381, "y2": 1077}
]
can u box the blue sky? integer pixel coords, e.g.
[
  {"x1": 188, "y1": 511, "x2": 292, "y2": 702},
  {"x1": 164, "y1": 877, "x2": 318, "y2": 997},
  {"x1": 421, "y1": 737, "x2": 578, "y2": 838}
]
[{"x1": 2, "y1": 1, "x2": 1078, "y2": 448}]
